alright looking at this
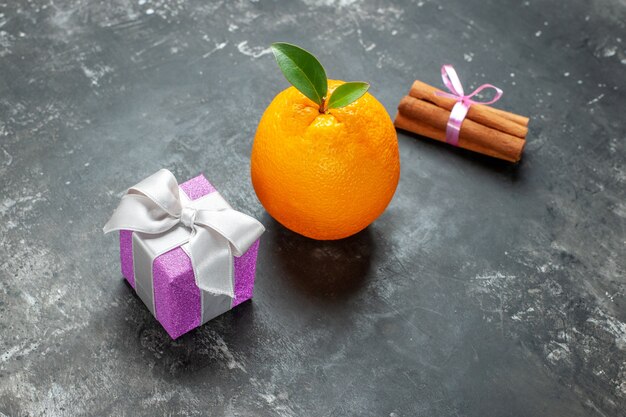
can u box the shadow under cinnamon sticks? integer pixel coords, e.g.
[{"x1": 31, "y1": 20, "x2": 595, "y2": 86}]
[{"x1": 397, "y1": 127, "x2": 525, "y2": 177}]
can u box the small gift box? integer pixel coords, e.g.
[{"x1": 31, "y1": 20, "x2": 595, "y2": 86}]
[{"x1": 104, "y1": 169, "x2": 265, "y2": 339}]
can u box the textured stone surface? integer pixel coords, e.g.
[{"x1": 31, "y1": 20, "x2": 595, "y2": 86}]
[{"x1": 0, "y1": 0, "x2": 624, "y2": 416}]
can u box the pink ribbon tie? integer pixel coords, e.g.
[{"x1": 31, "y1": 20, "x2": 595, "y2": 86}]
[{"x1": 435, "y1": 65, "x2": 503, "y2": 146}]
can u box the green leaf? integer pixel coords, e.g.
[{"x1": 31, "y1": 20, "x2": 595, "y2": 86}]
[
  {"x1": 271, "y1": 42, "x2": 327, "y2": 106},
  {"x1": 326, "y1": 82, "x2": 370, "y2": 109}
]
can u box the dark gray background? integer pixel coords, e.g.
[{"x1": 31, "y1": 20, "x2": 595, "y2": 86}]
[{"x1": 0, "y1": 0, "x2": 625, "y2": 416}]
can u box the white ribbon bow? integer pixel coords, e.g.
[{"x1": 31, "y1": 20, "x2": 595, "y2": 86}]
[{"x1": 103, "y1": 169, "x2": 265, "y2": 298}]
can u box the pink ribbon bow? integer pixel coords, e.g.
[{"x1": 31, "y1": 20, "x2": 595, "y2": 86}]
[{"x1": 435, "y1": 65, "x2": 503, "y2": 146}]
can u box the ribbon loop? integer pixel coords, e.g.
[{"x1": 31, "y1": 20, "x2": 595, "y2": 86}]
[
  {"x1": 441, "y1": 65, "x2": 464, "y2": 97},
  {"x1": 434, "y1": 64, "x2": 503, "y2": 146},
  {"x1": 104, "y1": 169, "x2": 265, "y2": 299},
  {"x1": 465, "y1": 83, "x2": 503, "y2": 105},
  {"x1": 128, "y1": 169, "x2": 183, "y2": 216}
]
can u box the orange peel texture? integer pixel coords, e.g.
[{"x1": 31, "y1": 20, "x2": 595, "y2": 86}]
[{"x1": 251, "y1": 80, "x2": 400, "y2": 240}]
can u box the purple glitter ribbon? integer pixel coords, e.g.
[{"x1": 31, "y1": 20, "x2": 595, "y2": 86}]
[{"x1": 435, "y1": 65, "x2": 503, "y2": 146}]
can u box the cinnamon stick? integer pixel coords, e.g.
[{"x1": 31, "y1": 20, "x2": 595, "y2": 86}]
[
  {"x1": 396, "y1": 95, "x2": 525, "y2": 163},
  {"x1": 394, "y1": 113, "x2": 519, "y2": 162},
  {"x1": 409, "y1": 80, "x2": 529, "y2": 136}
]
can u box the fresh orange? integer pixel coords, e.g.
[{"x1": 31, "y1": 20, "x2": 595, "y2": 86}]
[{"x1": 251, "y1": 79, "x2": 400, "y2": 240}]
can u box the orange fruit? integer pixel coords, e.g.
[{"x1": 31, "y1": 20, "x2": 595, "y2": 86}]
[{"x1": 251, "y1": 79, "x2": 400, "y2": 240}]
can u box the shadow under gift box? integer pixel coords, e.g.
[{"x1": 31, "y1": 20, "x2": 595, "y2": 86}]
[{"x1": 118, "y1": 174, "x2": 260, "y2": 339}]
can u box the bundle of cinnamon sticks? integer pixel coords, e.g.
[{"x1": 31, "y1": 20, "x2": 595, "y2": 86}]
[{"x1": 395, "y1": 80, "x2": 529, "y2": 162}]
